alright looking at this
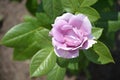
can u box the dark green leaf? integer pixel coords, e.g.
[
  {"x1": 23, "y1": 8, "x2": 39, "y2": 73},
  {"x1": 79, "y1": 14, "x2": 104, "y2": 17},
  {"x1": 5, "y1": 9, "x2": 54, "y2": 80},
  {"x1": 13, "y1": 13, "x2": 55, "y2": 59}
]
[
  {"x1": 57, "y1": 57, "x2": 69, "y2": 68},
  {"x1": 57, "y1": 56, "x2": 80, "y2": 68},
  {"x1": 37, "y1": 1, "x2": 44, "y2": 13},
  {"x1": 26, "y1": 0, "x2": 38, "y2": 15},
  {"x1": 108, "y1": 21, "x2": 120, "y2": 33},
  {"x1": 30, "y1": 48, "x2": 56, "y2": 77},
  {"x1": 68, "y1": 63, "x2": 79, "y2": 71},
  {"x1": 36, "y1": 13, "x2": 52, "y2": 29},
  {"x1": 93, "y1": 41, "x2": 114, "y2": 64},
  {"x1": 47, "y1": 64, "x2": 66, "y2": 80},
  {"x1": 92, "y1": 27, "x2": 103, "y2": 39},
  {"x1": 43, "y1": 0, "x2": 63, "y2": 19},
  {"x1": 13, "y1": 42, "x2": 40, "y2": 61},
  {"x1": 83, "y1": 48, "x2": 100, "y2": 64}
]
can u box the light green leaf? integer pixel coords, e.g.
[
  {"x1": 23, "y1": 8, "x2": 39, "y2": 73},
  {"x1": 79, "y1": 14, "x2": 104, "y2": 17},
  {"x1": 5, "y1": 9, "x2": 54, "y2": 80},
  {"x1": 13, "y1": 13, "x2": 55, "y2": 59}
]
[
  {"x1": 1, "y1": 23, "x2": 42, "y2": 47},
  {"x1": 23, "y1": 15, "x2": 39, "y2": 27},
  {"x1": 30, "y1": 48, "x2": 56, "y2": 77},
  {"x1": 35, "y1": 28, "x2": 52, "y2": 48},
  {"x1": 80, "y1": 0, "x2": 98, "y2": 7},
  {"x1": 92, "y1": 27, "x2": 103, "y2": 39},
  {"x1": 61, "y1": 0, "x2": 98, "y2": 13},
  {"x1": 93, "y1": 41, "x2": 114, "y2": 64},
  {"x1": 13, "y1": 42, "x2": 40, "y2": 61},
  {"x1": 61, "y1": 0, "x2": 79, "y2": 13},
  {"x1": 43, "y1": 0, "x2": 63, "y2": 19},
  {"x1": 47, "y1": 64, "x2": 66, "y2": 80},
  {"x1": 78, "y1": 7, "x2": 100, "y2": 22}
]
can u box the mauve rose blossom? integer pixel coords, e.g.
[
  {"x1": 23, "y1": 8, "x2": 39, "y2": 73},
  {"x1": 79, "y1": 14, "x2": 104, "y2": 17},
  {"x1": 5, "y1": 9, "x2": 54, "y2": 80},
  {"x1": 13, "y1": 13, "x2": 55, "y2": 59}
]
[{"x1": 49, "y1": 13, "x2": 97, "y2": 58}]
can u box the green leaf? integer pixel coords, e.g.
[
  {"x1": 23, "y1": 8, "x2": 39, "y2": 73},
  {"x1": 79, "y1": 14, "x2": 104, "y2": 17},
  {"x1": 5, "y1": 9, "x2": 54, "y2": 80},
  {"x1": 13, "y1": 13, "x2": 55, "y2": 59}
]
[
  {"x1": 61, "y1": 0, "x2": 79, "y2": 13},
  {"x1": 47, "y1": 64, "x2": 66, "y2": 80},
  {"x1": 43, "y1": 0, "x2": 63, "y2": 19},
  {"x1": 57, "y1": 57, "x2": 69, "y2": 68},
  {"x1": 1, "y1": 23, "x2": 42, "y2": 47},
  {"x1": 57, "y1": 56, "x2": 80, "y2": 68},
  {"x1": 93, "y1": 41, "x2": 114, "y2": 64},
  {"x1": 37, "y1": 1, "x2": 44, "y2": 13},
  {"x1": 83, "y1": 48, "x2": 100, "y2": 64},
  {"x1": 80, "y1": 0, "x2": 98, "y2": 7},
  {"x1": 36, "y1": 13, "x2": 52, "y2": 29},
  {"x1": 108, "y1": 21, "x2": 120, "y2": 33},
  {"x1": 67, "y1": 63, "x2": 79, "y2": 72},
  {"x1": 92, "y1": 27, "x2": 103, "y2": 39},
  {"x1": 78, "y1": 7, "x2": 100, "y2": 22},
  {"x1": 23, "y1": 15, "x2": 39, "y2": 27},
  {"x1": 26, "y1": 0, "x2": 38, "y2": 15},
  {"x1": 61, "y1": 0, "x2": 98, "y2": 13},
  {"x1": 13, "y1": 42, "x2": 40, "y2": 61},
  {"x1": 35, "y1": 28, "x2": 52, "y2": 49},
  {"x1": 30, "y1": 48, "x2": 56, "y2": 77}
]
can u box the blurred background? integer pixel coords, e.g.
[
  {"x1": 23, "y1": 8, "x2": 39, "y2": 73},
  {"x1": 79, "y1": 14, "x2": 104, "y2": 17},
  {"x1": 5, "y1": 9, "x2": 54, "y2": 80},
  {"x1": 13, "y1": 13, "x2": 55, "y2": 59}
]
[{"x1": 0, "y1": 0, "x2": 120, "y2": 80}]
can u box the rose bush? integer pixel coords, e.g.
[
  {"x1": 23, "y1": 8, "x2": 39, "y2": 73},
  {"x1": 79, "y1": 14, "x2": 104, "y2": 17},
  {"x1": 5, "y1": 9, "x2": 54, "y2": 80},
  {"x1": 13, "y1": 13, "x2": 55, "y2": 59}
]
[{"x1": 49, "y1": 13, "x2": 97, "y2": 58}]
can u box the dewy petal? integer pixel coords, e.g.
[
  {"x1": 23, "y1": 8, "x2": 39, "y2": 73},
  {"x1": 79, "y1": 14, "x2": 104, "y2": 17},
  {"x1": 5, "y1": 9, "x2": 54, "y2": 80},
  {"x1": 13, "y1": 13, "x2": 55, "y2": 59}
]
[
  {"x1": 80, "y1": 16, "x2": 92, "y2": 35},
  {"x1": 69, "y1": 14, "x2": 86, "y2": 29},
  {"x1": 54, "y1": 47, "x2": 79, "y2": 58},
  {"x1": 83, "y1": 39, "x2": 97, "y2": 49},
  {"x1": 55, "y1": 13, "x2": 73, "y2": 22}
]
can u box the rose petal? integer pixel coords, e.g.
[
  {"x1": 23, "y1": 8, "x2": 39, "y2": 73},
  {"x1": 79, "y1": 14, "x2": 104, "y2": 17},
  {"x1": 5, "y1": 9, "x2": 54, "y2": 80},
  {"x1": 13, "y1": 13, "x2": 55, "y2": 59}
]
[
  {"x1": 52, "y1": 38, "x2": 66, "y2": 49},
  {"x1": 83, "y1": 39, "x2": 97, "y2": 49},
  {"x1": 52, "y1": 28, "x2": 64, "y2": 42},
  {"x1": 51, "y1": 20, "x2": 67, "y2": 42},
  {"x1": 80, "y1": 17, "x2": 92, "y2": 35},
  {"x1": 61, "y1": 25, "x2": 72, "y2": 30},
  {"x1": 69, "y1": 14, "x2": 86, "y2": 29},
  {"x1": 55, "y1": 13, "x2": 73, "y2": 22},
  {"x1": 52, "y1": 20, "x2": 67, "y2": 28},
  {"x1": 54, "y1": 47, "x2": 79, "y2": 58}
]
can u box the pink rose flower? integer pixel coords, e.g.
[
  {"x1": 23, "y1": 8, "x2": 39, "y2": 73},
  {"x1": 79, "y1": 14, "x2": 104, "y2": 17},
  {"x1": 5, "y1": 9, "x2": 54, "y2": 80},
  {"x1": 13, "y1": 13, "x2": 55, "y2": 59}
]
[{"x1": 49, "y1": 13, "x2": 97, "y2": 59}]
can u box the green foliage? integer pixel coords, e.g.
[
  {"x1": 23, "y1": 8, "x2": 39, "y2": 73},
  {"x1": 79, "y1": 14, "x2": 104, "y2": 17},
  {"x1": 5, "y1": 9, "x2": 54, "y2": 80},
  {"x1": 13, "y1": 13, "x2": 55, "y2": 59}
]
[
  {"x1": 84, "y1": 41, "x2": 114, "y2": 64},
  {"x1": 47, "y1": 64, "x2": 66, "y2": 80},
  {"x1": 93, "y1": 41, "x2": 114, "y2": 64},
  {"x1": 0, "y1": 0, "x2": 117, "y2": 79},
  {"x1": 61, "y1": 0, "x2": 100, "y2": 22},
  {"x1": 1, "y1": 23, "x2": 39, "y2": 47},
  {"x1": 78, "y1": 7, "x2": 100, "y2": 22},
  {"x1": 92, "y1": 27, "x2": 103, "y2": 39},
  {"x1": 13, "y1": 42, "x2": 40, "y2": 60},
  {"x1": 43, "y1": 0, "x2": 63, "y2": 19},
  {"x1": 26, "y1": 0, "x2": 38, "y2": 15},
  {"x1": 30, "y1": 48, "x2": 56, "y2": 77}
]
